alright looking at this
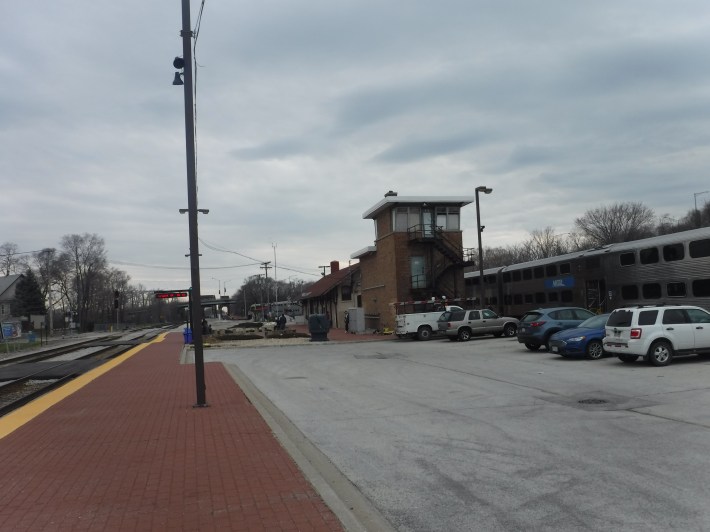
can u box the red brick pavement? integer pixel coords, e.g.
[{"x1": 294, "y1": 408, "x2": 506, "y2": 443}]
[{"x1": 0, "y1": 332, "x2": 343, "y2": 531}]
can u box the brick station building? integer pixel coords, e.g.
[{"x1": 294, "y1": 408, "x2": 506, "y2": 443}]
[{"x1": 351, "y1": 192, "x2": 476, "y2": 331}]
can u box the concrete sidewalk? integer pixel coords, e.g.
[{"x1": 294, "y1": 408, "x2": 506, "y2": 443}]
[{"x1": 0, "y1": 332, "x2": 344, "y2": 531}]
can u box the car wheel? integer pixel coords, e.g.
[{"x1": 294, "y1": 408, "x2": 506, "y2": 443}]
[
  {"x1": 648, "y1": 340, "x2": 673, "y2": 366},
  {"x1": 503, "y1": 323, "x2": 517, "y2": 337},
  {"x1": 585, "y1": 340, "x2": 604, "y2": 360},
  {"x1": 618, "y1": 354, "x2": 638, "y2": 363},
  {"x1": 458, "y1": 328, "x2": 472, "y2": 341},
  {"x1": 417, "y1": 326, "x2": 433, "y2": 341},
  {"x1": 524, "y1": 343, "x2": 540, "y2": 351}
]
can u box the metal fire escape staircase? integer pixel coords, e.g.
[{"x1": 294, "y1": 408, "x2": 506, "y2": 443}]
[{"x1": 407, "y1": 225, "x2": 475, "y2": 299}]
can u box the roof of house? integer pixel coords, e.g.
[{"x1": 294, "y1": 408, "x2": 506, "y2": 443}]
[
  {"x1": 0, "y1": 274, "x2": 23, "y2": 300},
  {"x1": 362, "y1": 195, "x2": 475, "y2": 219},
  {"x1": 301, "y1": 264, "x2": 359, "y2": 300}
]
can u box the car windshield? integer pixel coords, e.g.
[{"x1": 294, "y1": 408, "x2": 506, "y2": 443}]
[
  {"x1": 578, "y1": 314, "x2": 609, "y2": 329},
  {"x1": 607, "y1": 309, "x2": 633, "y2": 327},
  {"x1": 521, "y1": 312, "x2": 542, "y2": 323}
]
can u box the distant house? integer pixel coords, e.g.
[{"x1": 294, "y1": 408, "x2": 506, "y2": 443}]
[
  {"x1": 351, "y1": 192, "x2": 475, "y2": 331},
  {"x1": 0, "y1": 274, "x2": 24, "y2": 321},
  {"x1": 300, "y1": 261, "x2": 360, "y2": 329}
]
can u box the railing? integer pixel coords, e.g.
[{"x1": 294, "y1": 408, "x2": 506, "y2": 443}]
[{"x1": 407, "y1": 224, "x2": 474, "y2": 265}]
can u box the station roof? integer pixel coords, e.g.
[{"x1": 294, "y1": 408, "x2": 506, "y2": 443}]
[{"x1": 362, "y1": 195, "x2": 475, "y2": 219}]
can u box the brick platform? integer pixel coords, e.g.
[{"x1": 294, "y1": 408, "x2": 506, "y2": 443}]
[{"x1": 0, "y1": 332, "x2": 343, "y2": 531}]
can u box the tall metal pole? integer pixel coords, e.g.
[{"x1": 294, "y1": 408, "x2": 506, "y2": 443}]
[
  {"x1": 475, "y1": 189, "x2": 484, "y2": 307},
  {"x1": 179, "y1": 0, "x2": 207, "y2": 407},
  {"x1": 475, "y1": 186, "x2": 492, "y2": 308}
]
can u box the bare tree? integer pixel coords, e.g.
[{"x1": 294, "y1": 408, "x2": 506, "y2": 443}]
[
  {"x1": 60, "y1": 233, "x2": 108, "y2": 332},
  {"x1": 28, "y1": 248, "x2": 65, "y2": 332},
  {"x1": 528, "y1": 227, "x2": 568, "y2": 259},
  {"x1": 0, "y1": 242, "x2": 21, "y2": 276},
  {"x1": 574, "y1": 202, "x2": 656, "y2": 246}
]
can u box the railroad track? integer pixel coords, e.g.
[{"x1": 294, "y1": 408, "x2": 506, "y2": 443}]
[{"x1": 0, "y1": 328, "x2": 169, "y2": 417}]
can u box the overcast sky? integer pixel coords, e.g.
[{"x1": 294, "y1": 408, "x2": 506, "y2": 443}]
[{"x1": 3, "y1": 1, "x2": 710, "y2": 296}]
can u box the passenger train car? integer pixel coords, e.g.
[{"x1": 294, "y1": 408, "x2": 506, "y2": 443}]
[{"x1": 465, "y1": 227, "x2": 710, "y2": 318}]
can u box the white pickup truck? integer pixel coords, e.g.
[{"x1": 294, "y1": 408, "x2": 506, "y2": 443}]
[{"x1": 395, "y1": 306, "x2": 463, "y2": 340}]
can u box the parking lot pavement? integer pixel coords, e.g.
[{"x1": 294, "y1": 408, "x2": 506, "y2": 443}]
[{"x1": 207, "y1": 336, "x2": 710, "y2": 531}]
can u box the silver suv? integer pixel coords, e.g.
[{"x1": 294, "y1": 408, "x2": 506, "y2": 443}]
[
  {"x1": 603, "y1": 305, "x2": 710, "y2": 366},
  {"x1": 437, "y1": 309, "x2": 519, "y2": 341}
]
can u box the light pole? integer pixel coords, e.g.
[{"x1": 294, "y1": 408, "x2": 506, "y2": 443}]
[
  {"x1": 694, "y1": 191, "x2": 709, "y2": 228},
  {"x1": 176, "y1": 0, "x2": 207, "y2": 407},
  {"x1": 211, "y1": 277, "x2": 222, "y2": 319},
  {"x1": 475, "y1": 186, "x2": 493, "y2": 308}
]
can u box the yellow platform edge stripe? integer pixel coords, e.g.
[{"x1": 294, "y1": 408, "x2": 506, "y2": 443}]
[{"x1": 0, "y1": 332, "x2": 169, "y2": 441}]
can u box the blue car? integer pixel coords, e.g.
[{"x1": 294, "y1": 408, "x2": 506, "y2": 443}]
[
  {"x1": 517, "y1": 307, "x2": 596, "y2": 351},
  {"x1": 548, "y1": 313, "x2": 611, "y2": 360}
]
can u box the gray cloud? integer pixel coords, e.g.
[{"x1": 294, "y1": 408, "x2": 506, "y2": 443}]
[{"x1": 3, "y1": 0, "x2": 710, "y2": 291}]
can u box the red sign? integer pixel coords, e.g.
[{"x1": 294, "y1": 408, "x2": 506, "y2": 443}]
[{"x1": 154, "y1": 291, "x2": 189, "y2": 299}]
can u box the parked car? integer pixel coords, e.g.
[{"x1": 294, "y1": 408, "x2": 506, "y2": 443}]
[
  {"x1": 437, "y1": 309, "x2": 519, "y2": 341},
  {"x1": 517, "y1": 307, "x2": 596, "y2": 351},
  {"x1": 603, "y1": 304, "x2": 710, "y2": 366},
  {"x1": 548, "y1": 313, "x2": 610, "y2": 359}
]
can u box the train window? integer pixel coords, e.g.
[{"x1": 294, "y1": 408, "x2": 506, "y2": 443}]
[
  {"x1": 642, "y1": 283, "x2": 662, "y2": 299},
  {"x1": 535, "y1": 292, "x2": 546, "y2": 303},
  {"x1": 640, "y1": 247, "x2": 659, "y2": 264},
  {"x1": 689, "y1": 239, "x2": 710, "y2": 258},
  {"x1": 533, "y1": 267, "x2": 544, "y2": 278},
  {"x1": 524, "y1": 294, "x2": 533, "y2": 303},
  {"x1": 523, "y1": 269, "x2": 532, "y2": 280},
  {"x1": 692, "y1": 279, "x2": 710, "y2": 297},
  {"x1": 561, "y1": 290, "x2": 573, "y2": 302},
  {"x1": 621, "y1": 285, "x2": 639, "y2": 300},
  {"x1": 666, "y1": 282, "x2": 686, "y2": 297},
  {"x1": 548, "y1": 292, "x2": 559, "y2": 302},
  {"x1": 619, "y1": 252, "x2": 635, "y2": 266},
  {"x1": 503, "y1": 272, "x2": 511, "y2": 283},
  {"x1": 512, "y1": 271, "x2": 521, "y2": 282},
  {"x1": 559, "y1": 263, "x2": 571, "y2": 274},
  {"x1": 663, "y1": 243, "x2": 684, "y2": 262},
  {"x1": 545, "y1": 264, "x2": 557, "y2": 276}
]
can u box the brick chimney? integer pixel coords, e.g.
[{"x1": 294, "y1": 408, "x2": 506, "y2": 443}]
[{"x1": 330, "y1": 260, "x2": 340, "y2": 273}]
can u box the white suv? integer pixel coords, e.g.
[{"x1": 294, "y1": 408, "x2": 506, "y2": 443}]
[{"x1": 603, "y1": 305, "x2": 710, "y2": 366}]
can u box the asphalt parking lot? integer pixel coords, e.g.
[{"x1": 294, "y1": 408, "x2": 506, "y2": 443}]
[{"x1": 205, "y1": 335, "x2": 710, "y2": 531}]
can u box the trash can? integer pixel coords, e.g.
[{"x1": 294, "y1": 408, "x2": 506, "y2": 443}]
[
  {"x1": 308, "y1": 314, "x2": 330, "y2": 342},
  {"x1": 183, "y1": 327, "x2": 193, "y2": 344}
]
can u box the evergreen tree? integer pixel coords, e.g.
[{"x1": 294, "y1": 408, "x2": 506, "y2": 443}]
[{"x1": 11, "y1": 269, "x2": 46, "y2": 321}]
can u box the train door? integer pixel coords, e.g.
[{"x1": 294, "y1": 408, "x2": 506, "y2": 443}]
[{"x1": 585, "y1": 279, "x2": 606, "y2": 313}]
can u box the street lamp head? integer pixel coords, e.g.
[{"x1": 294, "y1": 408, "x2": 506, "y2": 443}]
[{"x1": 476, "y1": 186, "x2": 493, "y2": 194}]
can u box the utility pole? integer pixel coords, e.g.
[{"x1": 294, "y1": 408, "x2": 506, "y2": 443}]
[
  {"x1": 261, "y1": 262, "x2": 272, "y2": 313},
  {"x1": 272, "y1": 243, "x2": 278, "y2": 303},
  {"x1": 178, "y1": 0, "x2": 207, "y2": 407},
  {"x1": 319, "y1": 265, "x2": 330, "y2": 276}
]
